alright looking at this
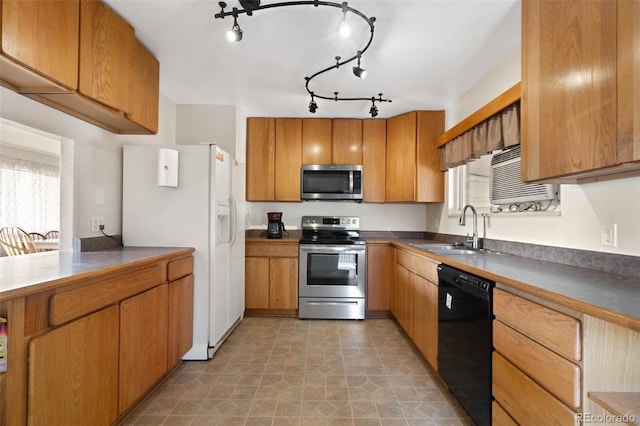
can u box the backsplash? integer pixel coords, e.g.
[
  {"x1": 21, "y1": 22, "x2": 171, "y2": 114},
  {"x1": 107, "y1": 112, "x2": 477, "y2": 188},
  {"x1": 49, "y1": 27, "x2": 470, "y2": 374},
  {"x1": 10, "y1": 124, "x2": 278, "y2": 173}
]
[
  {"x1": 365, "y1": 231, "x2": 640, "y2": 279},
  {"x1": 481, "y1": 238, "x2": 640, "y2": 279},
  {"x1": 74, "y1": 235, "x2": 123, "y2": 252}
]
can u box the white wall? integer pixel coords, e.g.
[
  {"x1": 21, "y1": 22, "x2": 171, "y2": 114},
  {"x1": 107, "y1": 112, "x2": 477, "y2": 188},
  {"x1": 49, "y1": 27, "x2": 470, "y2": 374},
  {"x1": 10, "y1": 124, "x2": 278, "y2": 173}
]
[
  {"x1": 0, "y1": 87, "x2": 177, "y2": 241},
  {"x1": 248, "y1": 202, "x2": 427, "y2": 232},
  {"x1": 176, "y1": 104, "x2": 238, "y2": 157},
  {"x1": 428, "y1": 48, "x2": 640, "y2": 256}
]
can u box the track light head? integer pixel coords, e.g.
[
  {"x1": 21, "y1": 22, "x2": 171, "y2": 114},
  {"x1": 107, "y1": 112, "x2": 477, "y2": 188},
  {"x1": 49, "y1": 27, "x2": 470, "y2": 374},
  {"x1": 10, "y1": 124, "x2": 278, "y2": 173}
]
[
  {"x1": 226, "y1": 11, "x2": 243, "y2": 42},
  {"x1": 308, "y1": 97, "x2": 318, "y2": 113},
  {"x1": 369, "y1": 102, "x2": 378, "y2": 118},
  {"x1": 338, "y1": 9, "x2": 351, "y2": 38},
  {"x1": 352, "y1": 51, "x2": 366, "y2": 79}
]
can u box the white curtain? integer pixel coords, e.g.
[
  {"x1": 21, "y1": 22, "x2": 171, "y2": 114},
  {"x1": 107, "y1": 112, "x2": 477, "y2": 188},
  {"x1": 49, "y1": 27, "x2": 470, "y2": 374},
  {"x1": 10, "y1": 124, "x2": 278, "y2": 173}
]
[{"x1": 0, "y1": 155, "x2": 60, "y2": 234}]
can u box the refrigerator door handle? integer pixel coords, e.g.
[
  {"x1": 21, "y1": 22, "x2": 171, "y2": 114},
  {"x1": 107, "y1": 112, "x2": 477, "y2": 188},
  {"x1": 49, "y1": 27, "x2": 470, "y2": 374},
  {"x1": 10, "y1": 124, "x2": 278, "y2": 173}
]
[{"x1": 229, "y1": 197, "x2": 237, "y2": 245}]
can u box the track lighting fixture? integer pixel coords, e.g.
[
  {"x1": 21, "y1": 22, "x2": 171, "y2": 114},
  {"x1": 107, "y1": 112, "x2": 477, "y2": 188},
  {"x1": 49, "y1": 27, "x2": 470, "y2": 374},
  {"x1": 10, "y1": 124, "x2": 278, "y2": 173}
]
[
  {"x1": 308, "y1": 94, "x2": 318, "y2": 113},
  {"x1": 215, "y1": 1, "x2": 391, "y2": 116},
  {"x1": 352, "y1": 51, "x2": 366, "y2": 79}
]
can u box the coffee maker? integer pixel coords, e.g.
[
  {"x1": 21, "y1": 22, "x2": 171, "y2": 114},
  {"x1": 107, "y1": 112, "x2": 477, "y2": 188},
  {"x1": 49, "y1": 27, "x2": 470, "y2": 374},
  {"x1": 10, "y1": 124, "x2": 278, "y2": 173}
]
[{"x1": 266, "y1": 212, "x2": 285, "y2": 239}]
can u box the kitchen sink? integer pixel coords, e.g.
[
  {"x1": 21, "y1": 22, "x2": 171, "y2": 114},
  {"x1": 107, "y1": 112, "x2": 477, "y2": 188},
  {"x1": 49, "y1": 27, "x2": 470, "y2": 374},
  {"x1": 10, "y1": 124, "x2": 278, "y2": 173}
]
[
  {"x1": 407, "y1": 243, "x2": 463, "y2": 250},
  {"x1": 407, "y1": 242, "x2": 506, "y2": 255}
]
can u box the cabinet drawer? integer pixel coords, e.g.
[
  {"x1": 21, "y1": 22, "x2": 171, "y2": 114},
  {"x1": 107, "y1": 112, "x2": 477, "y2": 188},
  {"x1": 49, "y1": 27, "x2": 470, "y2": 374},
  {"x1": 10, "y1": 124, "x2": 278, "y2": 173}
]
[
  {"x1": 492, "y1": 401, "x2": 517, "y2": 426},
  {"x1": 494, "y1": 288, "x2": 581, "y2": 361},
  {"x1": 397, "y1": 250, "x2": 413, "y2": 269},
  {"x1": 246, "y1": 242, "x2": 298, "y2": 257},
  {"x1": 493, "y1": 352, "x2": 578, "y2": 425},
  {"x1": 397, "y1": 250, "x2": 439, "y2": 283},
  {"x1": 412, "y1": 256, "x2": 438, "y2": 283},
  {"x1": 494, "y1": 320, "x2": 581, "y2": 408},
  {"x1": 50, "y1": 264, "x2": 164, "y2": 326},
  {"x1": 168, "y1": 256, "x2": 194, "y2": 281}
]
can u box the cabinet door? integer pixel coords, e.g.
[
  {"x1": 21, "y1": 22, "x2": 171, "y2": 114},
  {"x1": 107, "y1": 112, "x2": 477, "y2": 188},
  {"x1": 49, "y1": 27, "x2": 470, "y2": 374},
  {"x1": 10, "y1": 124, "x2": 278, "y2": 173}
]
[
  {"x1": 362, "y1": 119, "x2": 386, "y2": 202},
  {"x1": 28, "y1": 305, "x2": 119, "y2": 426},
  {"x1": 302, "y1": 118, "x2": 332, "y2": 164},
  {"x1": 168, "y1": 274, "x2": 194, "y2": 367},
  {"x1": 275, "y1": 118, "x2": 302, "y2": 201},
  {"x1": 126, "y1": 38, "x2": 159, "y2": 133},
  {"x1": 332, "y1": 119, "x2": 363, "y2": 164},
  {"x1": 395, "y1": 264, "x2": 414, "y2": 337},
  {"x1": 416, "y1": 111, "x2": 445, "y2": 202},
  {"x1": 1, "y1": 0, "x2": 79, "y2": 92},
  {"x1": 618, "y1": 0, "x2": 640, "y2": 164},
  {"x1": 246, "y1": 118, "x2": 276, "y2": 201},
  {"x1": 521, "y1": 0, "x2": 618, "y2": 181},
  {"x1": 245, "y1": 257, "x2": 270, "y2": 309},
  {"x1": 119, "y1": 285, "x2": 168, "y2": 413},
  {"x1": 79, "y1": 0, "x2": 135, "y2": 114},
  {"x1": 386, "y1": 112, "x2": 416, "y2": 201},
  {"x1": 269, "y1": 258, "x2": 298, "y2": 309},
  {"x1": 413, "y1": 275, "x2": 438, "y2": 370},
  {"x1": 366, "y1": 244, "x2": 394, "y2": 311}
]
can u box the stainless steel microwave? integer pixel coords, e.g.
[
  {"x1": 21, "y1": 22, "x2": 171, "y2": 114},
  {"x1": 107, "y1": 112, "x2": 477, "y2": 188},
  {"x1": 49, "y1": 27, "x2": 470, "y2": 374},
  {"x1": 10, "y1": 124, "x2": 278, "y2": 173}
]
[{"x1": 300, "y1": 164, "x2": 363, "y2": 201}]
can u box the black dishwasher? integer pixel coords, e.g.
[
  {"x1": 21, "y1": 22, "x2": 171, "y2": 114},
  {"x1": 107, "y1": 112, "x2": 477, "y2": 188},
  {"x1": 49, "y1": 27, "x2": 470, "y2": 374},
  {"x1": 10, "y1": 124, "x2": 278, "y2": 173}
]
[{"x1": 437, "y1": 264, "x2": 494, "y2": 426}]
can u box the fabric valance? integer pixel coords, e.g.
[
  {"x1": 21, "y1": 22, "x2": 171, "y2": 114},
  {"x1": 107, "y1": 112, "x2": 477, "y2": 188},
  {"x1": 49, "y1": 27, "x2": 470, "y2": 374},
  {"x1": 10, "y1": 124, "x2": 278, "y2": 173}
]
[{"x1": 440, "y1": 101, "x2": 520, "y2": 171}]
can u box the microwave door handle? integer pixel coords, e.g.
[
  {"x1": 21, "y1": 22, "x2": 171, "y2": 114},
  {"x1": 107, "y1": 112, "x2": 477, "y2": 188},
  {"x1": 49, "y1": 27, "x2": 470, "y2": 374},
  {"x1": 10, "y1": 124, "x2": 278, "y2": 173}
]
[{"x1": 349, "y1": 171, "x2": 354, "y2": 193}]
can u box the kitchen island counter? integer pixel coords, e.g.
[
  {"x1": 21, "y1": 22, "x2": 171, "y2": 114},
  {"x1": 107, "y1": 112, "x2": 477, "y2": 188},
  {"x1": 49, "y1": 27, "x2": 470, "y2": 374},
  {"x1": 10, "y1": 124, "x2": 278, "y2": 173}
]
[{"x1": 0, "y1": 246, "x2": 194, "y2": 302}]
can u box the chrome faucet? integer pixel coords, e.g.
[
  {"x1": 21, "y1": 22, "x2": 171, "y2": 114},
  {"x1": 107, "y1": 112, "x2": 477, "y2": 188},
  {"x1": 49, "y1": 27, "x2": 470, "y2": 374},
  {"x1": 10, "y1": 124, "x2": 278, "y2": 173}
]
[{"x1": 459, "y1": 204, "x2": 479, "y2": 249}]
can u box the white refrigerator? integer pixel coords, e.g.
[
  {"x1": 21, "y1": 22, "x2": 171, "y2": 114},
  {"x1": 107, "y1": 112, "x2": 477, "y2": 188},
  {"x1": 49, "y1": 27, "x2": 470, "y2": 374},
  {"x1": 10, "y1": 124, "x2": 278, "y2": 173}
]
[{"x1": 122, "y1": 144, "x2": 246, "y2": 360}]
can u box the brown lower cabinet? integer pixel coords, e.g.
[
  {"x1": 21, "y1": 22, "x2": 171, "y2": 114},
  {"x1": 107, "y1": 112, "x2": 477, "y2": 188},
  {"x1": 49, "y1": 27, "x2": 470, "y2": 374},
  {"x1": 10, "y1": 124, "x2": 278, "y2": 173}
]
[
  {"x1": 119, "y1": 284, "x2": 168, "y2": 412},
  {"x1": 28, "y1": 305, "x2": 120, "y2": 425},
  {"x1": 492, "y1": 288, "x2": 583, "y2": 424},
  {"x1": 1, "y1": 252, "x2": 194, "y2": 425},
  {"x1": 245, "y1": 241, "x2": 299, "y2": 315},
  {"x1": 393, "y1": 247, "x2": 439, "y2": 370},
  {"x1": 365, "y1": 243, "x2": 395, "y2": 316}
]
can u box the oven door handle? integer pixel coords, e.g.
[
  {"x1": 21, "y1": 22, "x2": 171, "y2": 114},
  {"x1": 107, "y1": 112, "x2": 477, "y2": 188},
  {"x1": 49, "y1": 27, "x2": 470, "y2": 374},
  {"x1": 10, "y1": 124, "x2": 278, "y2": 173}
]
[
  {"x1": 299, "y1": 245, "x2": 365, "y2": 254},
  {"x1": 304, "y1": 300, "x2": 359, "y2": 306}
]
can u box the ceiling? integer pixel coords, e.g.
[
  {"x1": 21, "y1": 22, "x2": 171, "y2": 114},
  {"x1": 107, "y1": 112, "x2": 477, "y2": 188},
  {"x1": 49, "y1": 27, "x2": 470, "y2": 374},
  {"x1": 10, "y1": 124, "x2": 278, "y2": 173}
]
[{"x1": 104, "y1": 0, "x2": 521, "y2": 119}]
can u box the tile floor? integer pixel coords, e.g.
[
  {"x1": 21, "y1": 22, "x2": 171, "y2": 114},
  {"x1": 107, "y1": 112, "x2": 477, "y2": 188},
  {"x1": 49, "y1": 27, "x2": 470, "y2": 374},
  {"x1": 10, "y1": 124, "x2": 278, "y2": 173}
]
[{"x1": 123, "y1": 317, "x2": 472, "y2": 425}]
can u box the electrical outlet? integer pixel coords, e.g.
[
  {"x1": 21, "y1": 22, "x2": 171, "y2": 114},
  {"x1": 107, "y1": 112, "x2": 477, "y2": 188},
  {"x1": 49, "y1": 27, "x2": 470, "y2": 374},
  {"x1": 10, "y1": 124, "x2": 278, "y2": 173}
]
[
  {"x1": 601, "y1": 223, "x2": 617, "y2": 247},
  {"x1": 91, "y1": 216, "x2": 104, "y2": 232}
]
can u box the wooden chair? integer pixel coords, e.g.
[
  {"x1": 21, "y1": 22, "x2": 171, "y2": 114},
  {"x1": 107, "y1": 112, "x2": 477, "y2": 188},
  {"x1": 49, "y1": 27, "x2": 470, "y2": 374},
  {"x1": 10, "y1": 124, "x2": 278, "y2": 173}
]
[
  {"x1": 44, "y1": 230, "x2": 59, "y2": 239},
  {"x1": 0, "y1": 226, "x2": 38, "y2": 256},
  {"x1": 29, "y1": 232, "x2": 47, "y2": 241}
]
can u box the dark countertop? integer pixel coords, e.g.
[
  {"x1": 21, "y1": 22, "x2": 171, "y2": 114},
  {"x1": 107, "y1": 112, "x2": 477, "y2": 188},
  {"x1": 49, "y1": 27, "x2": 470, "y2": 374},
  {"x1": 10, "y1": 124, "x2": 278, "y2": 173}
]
[
  {"x1": 390, "y1": 239, "x2": 640, "y2": 333},
  {"x1": 248, "y1": 236, "x2": 639, "y2": 331},
  {"x1": 0, "y1": 247, "x2": 194, "y2": 302}
]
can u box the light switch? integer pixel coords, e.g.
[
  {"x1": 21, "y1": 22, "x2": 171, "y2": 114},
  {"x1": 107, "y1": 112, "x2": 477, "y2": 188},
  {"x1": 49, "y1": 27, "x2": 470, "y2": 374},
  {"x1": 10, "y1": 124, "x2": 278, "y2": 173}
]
[{"x1": 96, "y1": 189, "x2": 105, "y2": 205}]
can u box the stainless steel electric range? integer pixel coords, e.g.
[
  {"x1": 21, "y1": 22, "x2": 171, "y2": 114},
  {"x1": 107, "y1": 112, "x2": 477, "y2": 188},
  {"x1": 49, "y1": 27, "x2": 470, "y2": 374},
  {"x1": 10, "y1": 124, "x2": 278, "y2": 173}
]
[{"x1": 298, "y1": 216, "x2": 366, "y2": 320}]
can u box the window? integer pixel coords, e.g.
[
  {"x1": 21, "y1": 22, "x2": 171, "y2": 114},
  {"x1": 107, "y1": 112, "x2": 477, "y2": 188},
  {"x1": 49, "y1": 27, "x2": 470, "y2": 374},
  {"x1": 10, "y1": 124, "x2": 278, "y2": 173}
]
[{"x1": 0, "y1": 153, "x2": 60, "y2": 233}]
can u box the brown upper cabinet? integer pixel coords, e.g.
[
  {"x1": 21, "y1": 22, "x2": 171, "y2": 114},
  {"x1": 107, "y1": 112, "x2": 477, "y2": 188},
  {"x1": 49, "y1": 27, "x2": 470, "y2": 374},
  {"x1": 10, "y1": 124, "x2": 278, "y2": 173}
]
[
  {"x1": 386, "y1": 111, "x2": 444, "y2": 202},
  {"x1": 0, "y1": 0, "x2": 79, "y2": 93},
  {"x1": 275, "y1": 118, "x2": 303, "y2": 201},
  {"x1": 247, "y1": 117, "x2": 276, "y2": 201},
  {"x1": 521, "y1": 0, "x2": 640, "y2": 183},
  {"x1": 247, "y1": 114, "x2": 440, "y2": 203},
  {"x1": 246, "y1": 117, "x2": 302, "y2": 202},
  {"x1": 332, "y1": 119, "x2": 363, "y2": 164},
  {"x1": 0, "y1": 0, "x2": 159, "y2": 134},
  {"x1": 301, "y1": 118, "x2": 365, "y2": 165},
  {"x1": 302, "y1": 118, "x2": 332, "y2": 164},
  {"x1": 362, "y1": 119, "x2": 387, "y2": 203}
]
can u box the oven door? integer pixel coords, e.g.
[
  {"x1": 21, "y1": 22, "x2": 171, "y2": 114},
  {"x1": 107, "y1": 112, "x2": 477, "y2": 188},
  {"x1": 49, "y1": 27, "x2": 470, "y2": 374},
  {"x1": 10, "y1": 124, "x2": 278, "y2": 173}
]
[{"x1": 298, "y1": 244, "x2": 366, "y2": 299}]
